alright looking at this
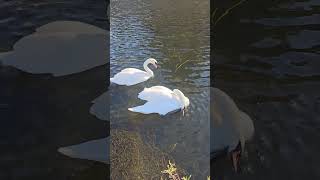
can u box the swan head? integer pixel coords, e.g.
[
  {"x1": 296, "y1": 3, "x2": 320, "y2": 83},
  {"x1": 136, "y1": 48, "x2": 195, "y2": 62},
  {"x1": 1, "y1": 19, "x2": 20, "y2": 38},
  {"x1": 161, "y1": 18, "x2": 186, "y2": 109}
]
[
  {"x1": 146, "y1": 58, "x2": 158, "y2": 69},
  {"x1": 173, "y1": 89, "x2": 190, "y2": 110}
]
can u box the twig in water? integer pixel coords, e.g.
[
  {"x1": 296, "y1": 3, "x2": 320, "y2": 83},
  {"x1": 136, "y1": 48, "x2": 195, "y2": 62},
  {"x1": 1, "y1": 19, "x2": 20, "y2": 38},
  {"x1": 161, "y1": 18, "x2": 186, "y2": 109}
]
[
  {"x1": 175, "y1": 60, "x2": 190, "y2": 73},
  {"x1": 175, "y1": 60, "x2": 199, "y2": 73},
  {"x1": 212, "y1": 0, "x2": 248, "y2": 26},
  {"x1": 211, "y1": 8, "x2": 218, "y2": 23}
]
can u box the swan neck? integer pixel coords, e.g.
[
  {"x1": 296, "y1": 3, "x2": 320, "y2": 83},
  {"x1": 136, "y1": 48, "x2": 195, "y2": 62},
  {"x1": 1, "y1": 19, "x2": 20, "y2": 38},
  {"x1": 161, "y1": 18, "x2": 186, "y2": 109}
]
[
  {"x1": 180, "y1": 99, "x2": 186, "y2": 109},
  {"x1": 143, "y1": 61, "x2": 154, "y2": 76}
]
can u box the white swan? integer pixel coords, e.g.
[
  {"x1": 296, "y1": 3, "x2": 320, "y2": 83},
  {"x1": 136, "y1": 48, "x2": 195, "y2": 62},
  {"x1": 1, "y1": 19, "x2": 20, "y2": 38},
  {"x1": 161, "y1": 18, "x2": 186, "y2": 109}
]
[
  {"x1": 0, "y1": 21, "x2": 108, "y2": 77},
  {"x1": 110, "y1": 58, "x2": 158, "y2": 86},
  {"x1": 128, "y1": 86, "x2": 190, "y2": 115},
  {"x1": 211, "y1": 87, "x2": 254, "y2": 172}
]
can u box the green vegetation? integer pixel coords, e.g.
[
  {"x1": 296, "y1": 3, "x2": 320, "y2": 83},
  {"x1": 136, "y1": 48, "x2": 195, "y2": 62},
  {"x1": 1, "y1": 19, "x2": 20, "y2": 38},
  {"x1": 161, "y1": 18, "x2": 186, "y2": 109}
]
[
  {"x1": 161, "y1": 160, "x2": 191, "y2": 180},
  {"x1": 161, "y1": 160, "x2": 178, "y2": 178},
  {"x1": 161, "y1": 160, "x2": 210, "y2": 180},
  {"x1": 182, "y1": 175, "x2": 192, "y2": 180}
]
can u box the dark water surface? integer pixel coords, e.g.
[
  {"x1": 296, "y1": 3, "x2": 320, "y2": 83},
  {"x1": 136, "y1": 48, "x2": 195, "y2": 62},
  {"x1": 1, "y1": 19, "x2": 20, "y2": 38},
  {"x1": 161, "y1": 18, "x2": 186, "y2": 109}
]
[
  {"x1": 212, "y1": 0, "x2": 320, "y2": 179},
  {"x1": 111, "y1": 0, "x2": 210, "y2": 178},
  {"x1": 0, "y1": 0, "x2": 109, "y2": 179}
]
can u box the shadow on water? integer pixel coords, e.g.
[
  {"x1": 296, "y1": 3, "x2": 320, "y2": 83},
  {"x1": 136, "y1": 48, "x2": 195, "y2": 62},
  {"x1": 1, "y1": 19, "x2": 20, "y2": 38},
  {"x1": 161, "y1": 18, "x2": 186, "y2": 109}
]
[{"x1": 212, "y1": 0, "x2": 320, "y2": 179}]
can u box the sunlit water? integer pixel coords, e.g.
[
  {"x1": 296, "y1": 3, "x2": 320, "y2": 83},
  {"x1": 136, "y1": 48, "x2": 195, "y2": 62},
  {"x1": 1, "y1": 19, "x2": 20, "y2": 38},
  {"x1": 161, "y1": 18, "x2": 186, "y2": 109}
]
[
  {"x1": 212, "y1": 0, "x2": 320, "y2": 179},
  {"x1": 110, "y1": 0, "x2": 210, "y2": 178}
]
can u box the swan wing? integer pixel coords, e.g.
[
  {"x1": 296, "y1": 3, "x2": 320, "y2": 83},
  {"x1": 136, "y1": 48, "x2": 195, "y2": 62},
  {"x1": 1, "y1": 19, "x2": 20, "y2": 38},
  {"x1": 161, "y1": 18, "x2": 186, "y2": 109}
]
[
  {"x1": 138, "y1": 86, "x2": 175, "y2": 101},
  {"x1": 111, "y1": 68, "x2": 151, "y2": 86},
  {"x1": 119, "y1": 68, "x2": 144, "y2": 73},
  {"x1": 128, "y1": 99, "x2": 181, "y2": 115}
]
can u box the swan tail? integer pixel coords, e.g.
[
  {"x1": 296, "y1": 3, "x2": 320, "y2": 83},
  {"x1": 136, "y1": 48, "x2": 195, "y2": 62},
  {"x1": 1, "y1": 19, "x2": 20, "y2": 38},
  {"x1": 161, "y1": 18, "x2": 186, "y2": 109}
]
[
  {"x1": 128, "y1": 107, "x2": 134, "y2": 112},
  {"x1": 128, "y1": 107, "x2": 139, "y2": 112}
]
